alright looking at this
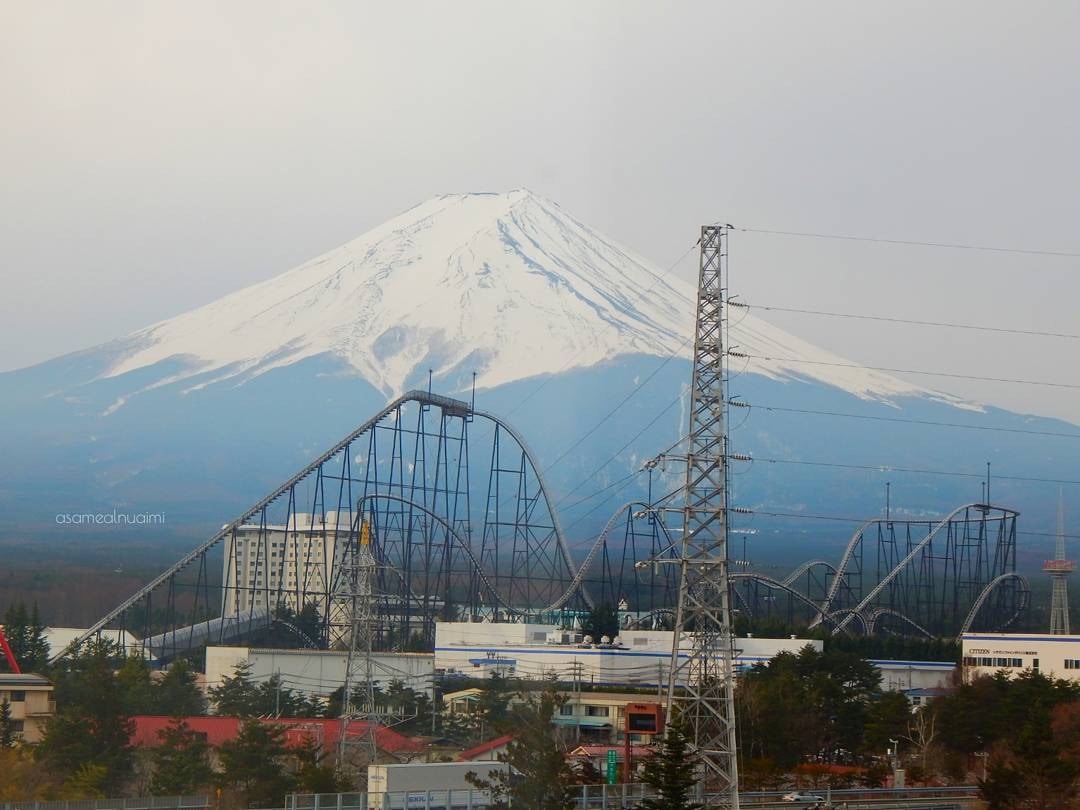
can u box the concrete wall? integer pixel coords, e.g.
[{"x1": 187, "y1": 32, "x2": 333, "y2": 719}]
[{"x1": 205, "y1": 646, "x2": 434, "y2": 700}]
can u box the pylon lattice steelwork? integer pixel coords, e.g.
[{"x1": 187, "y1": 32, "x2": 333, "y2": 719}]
[
  {"x1": 666, "y1": 224, "x2": 740, "y2": 808},
  {"x1": 1046, "y1": 489, "x2": 1074, "y2": 635},
  {"x1": 336, "y1": 517, "x2": 383, "y2": 771}
]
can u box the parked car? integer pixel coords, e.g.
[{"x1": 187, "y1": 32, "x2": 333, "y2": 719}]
[{"x1": 781, "y1": 792, "x2": 826, "y2": 803}]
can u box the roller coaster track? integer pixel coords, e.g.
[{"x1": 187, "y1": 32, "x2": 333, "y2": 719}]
[
  {"x1": 832, "y1": 503, "x2": 1017, "y2": 635},
  {"x1": 470, "y1": 405, "x2": 590, "y2": 608},
  {"x1": 546, "y1": 501, "x2": 679, "y2": 612},
  {"x1": 730, "y1": 573, "x2": 831, "y2": 625},
  {"x1": 959, "y1": 572, "x2": 1031, "y2": 636},
  {"x1": 816, "y1": 518, "x2": 880, "y2": 624},
  {"x1": 59, "y1": 390, "x2": 586, "y2": 660},
  {"x1": 782, "y1": 559, "x2": 837, "y2": 588},
  {"x1": 825, "y1": 608, "x2": 869, "y2": 635},
  {"x1": 867, "y1": 608, "x2": 933, "y2": 639},
  {"x1": 352, "y1": 493, "x2": 515, "y2": 614}
]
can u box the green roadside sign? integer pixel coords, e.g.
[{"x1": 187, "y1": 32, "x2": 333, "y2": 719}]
[{"x1": 606, "y1": 749, "x2": 618, "y2": 784}]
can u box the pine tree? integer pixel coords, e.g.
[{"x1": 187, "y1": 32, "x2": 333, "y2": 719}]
[
  {"x1": 296, "y1": 603, "x2": 326, "y2": 647},
  {"x1": 581, "y1": 602, "x2": 620, "y2": 640},
  {"x1": 639, "y1": 716, "x2": 703, "y2": 810},
  {"x1": 0, "y1": 699, "x2": 14, "y2": 748},
  {"x1": 38, "y1": 639, "x2": 134, "y2": 794},
  {"x1": 154, "y1": 659, "x2": 207, "y2": 716},
  {"x1": 217, "y1": 719, "x2": 295, "y2": 807},
  {"x1": 253, "y1": 673, "x2": 306, "y2": 717},
  {"x1": 466, "y1": 686, "x2": 575, "y2": 810},
  {"x1": 116, "y1": 654, "x2": 155, "y2": 715},
  {"x1": 26, "y1": 604, "x2": 50, "y2": 671},
  {"x1": 149, "y1": 718, "x2": 215, "y2": 795},
  {"x1": 475, "y1": 672, "x2": 513, "y2": 735},
  {"x1": 292, "y1": 734, "x2": 343, "y2": 794},
  {"x1": 208, "y1": 662, "x2": 259, "y2": 717}
]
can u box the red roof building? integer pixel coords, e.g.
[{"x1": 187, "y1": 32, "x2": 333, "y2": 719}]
[
  {"x1": 456, "y1": 733, "x2": 515, "y2": 762},
  {"x1": 131, "y1": 716, "x2": 424, "y2": 758}
]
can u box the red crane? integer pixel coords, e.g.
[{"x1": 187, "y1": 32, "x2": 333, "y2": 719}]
[{"x1": 0, "y1": 627, "x2": 20, "y2": 673}]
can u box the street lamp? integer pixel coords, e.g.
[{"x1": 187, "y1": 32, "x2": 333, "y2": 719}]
[{"x1": 888, "y1": 739, "x2": 903, "y2": 789}]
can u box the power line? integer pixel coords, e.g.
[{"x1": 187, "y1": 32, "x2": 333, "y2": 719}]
[
  {"x1": 751, "y1": 456, "x2": 1080, "y2": 488},
  {"x1": 503, "y1": 240, "x2": 699, "y2": 420},
  {"x1": 554, "y1": 391, "x2": 686, "y2": 511},
  {"x1": 543, "y1": 336, "x2": 692, "y2": 475},
  {"x1": 739, "y1": 506, "x2": 1080, "y2": 542},
  {"x1": 749, "y1": 402, "x2": 1080, "y2": 441},
  {"x1": 558, "y1": 471, "x2": 643, "y2": 516},
  {"x1": 733, "y1": 225, "x2": 1080, "y2": 259},
  {"x1": 732, "y1": 301, "x2": 1080, "y2": 342},
  {"x1": 735, "y1": 352, "x2": 1080, "y2": 391}
]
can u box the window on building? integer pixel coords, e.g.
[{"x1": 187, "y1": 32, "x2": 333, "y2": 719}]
[
  {"x1": 1065, "y1": 659, "x2": 1080, "y2": 670},
  {"x1": 560, "y1": 704, "x2": 575, "y2": 716},
  {"x1": 1034, "y1": 659, "x2": 1040, "y2": 670},
  {"x1": 585, "y1": 706, "x2": 609, "y2": 717},
  {"x1": 10, "y1": 691, "x2": 25, "y2": 702}
]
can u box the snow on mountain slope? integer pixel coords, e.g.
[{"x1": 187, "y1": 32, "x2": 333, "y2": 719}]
[{"x1": 100, "y1": 189, "x2": 958, "y2": 408}]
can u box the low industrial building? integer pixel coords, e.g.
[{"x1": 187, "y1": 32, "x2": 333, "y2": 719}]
[
  {"x1": 0, "y1": 672, "x2": 55, "y2": 743},
  {"x1": 961, "y1": 632, "x2": 1080, "y2": 681},
  {"x1": 367, "y1": 761, "x2": 507, "y2": 808},
  {"x1": 205, "y1": 646, "x2": 434, "y2": 701},
  {"x1": 433, "y1": 622, "x2": 823, "y2": 687},
  {"x1": 870, "y1": 659, "x2": 955, "y2": 691}
]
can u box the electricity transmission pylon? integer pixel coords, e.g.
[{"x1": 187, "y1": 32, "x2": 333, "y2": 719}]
[
  {"x1": 1046, "y1": 489, "x2": 1074, "y2": 635},
  {"x1": 337, "y1": 517, "x2": 381, "y2": 772},
  {"x1": 666, "y1": 224, "x2": 740, "y2": 807}
]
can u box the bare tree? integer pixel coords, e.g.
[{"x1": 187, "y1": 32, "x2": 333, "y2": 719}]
[{"x1": 905, "y1": 706, "x2": 940, "y2": 774}]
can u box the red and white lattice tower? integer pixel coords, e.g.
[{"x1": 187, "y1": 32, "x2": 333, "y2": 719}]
[{"x1": 1045, "y1": 489, "x2": 1074, "y2": 635}]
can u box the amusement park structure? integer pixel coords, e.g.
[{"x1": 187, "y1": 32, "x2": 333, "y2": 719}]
[
  {"x1": 56, "y1": 220, "x2": 1031, "y2": 671},
  {"x1": 731, "y1": 504, "x2": 1028, "y2": 638},
  {"x1": 57, "y1": 384, "x2": 1031, "y2": 667}
]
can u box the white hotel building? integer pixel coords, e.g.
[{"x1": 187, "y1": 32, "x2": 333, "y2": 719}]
[{"x1": 221, "y1": 512, "x2": 351, "y2": 616}]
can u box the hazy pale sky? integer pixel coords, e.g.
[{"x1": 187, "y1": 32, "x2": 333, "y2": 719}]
[{"x1": 2, "y1": 1, "x2": 1079, "y2": 421}]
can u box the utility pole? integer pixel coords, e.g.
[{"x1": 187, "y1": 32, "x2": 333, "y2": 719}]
[
  {"x1": 665, "y1": 225, "x2": 740, "y2": 808},
  {"x1": 570, "y1": 660, "x2": 583, "y2": 743}
]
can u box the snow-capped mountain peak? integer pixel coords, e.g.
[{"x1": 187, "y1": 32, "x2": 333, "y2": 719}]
[{"x1": 101, "y1": 189, "x2": 950, "y2": 406}]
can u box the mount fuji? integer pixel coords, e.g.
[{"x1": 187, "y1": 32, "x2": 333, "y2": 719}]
[{"x1": 2, "y1": 190, "x2": 1077, "y2": 561}]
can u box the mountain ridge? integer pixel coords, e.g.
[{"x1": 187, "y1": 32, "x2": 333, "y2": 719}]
[
  {"x1": 2, "y1": 189, "x2": 1075, "y2": 549},
  {"x1": 36, "y1": 189, "x2": 971, "y2": 416}
]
